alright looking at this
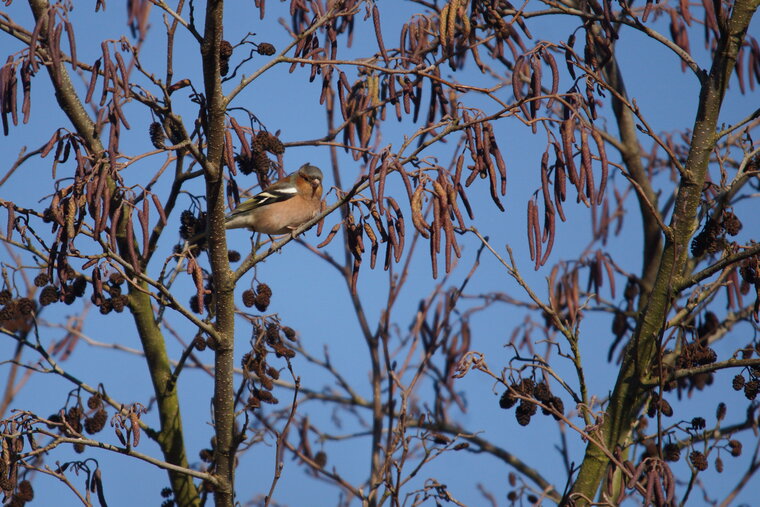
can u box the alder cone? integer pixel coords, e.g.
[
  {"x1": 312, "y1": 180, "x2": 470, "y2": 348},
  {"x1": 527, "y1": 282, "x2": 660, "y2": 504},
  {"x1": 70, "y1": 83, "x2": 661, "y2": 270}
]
[{"x1": 690, "y1": 451, "x2": 708, "y2": 471}]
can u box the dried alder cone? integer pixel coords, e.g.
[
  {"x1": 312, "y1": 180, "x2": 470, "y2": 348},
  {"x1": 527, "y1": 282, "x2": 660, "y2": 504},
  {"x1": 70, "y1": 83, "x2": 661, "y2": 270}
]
[
  {"x1": 241, "y1": 283, "x2": 272, "y2": 312},
  {"x1": 242, "y1": 321, "x2": 300, "y2": 410},
  {"x1": 498, "y1": 378, "x2": 564, "y2": 426}
]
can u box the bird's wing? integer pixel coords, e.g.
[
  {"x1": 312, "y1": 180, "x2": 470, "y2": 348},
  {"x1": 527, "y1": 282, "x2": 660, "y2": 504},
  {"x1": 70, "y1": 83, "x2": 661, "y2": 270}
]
[{"x1": 226, "y1": 179, "x2": 298, "y2": 219}]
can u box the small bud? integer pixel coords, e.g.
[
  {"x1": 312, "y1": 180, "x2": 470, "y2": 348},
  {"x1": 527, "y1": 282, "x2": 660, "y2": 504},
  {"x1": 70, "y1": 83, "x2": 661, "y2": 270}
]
[{"x1": 716, "y1": 402, "x2": 726, "y2": 421}]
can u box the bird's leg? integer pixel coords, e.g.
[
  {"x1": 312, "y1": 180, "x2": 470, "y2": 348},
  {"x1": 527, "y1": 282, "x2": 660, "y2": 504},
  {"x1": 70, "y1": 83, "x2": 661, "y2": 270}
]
[{"x1": 287, "y1": 226, "x2": 301, "y2": 239}]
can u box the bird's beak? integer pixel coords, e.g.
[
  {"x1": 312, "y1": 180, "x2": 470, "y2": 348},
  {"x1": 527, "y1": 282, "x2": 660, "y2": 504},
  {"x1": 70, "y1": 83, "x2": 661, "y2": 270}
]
[{"x1": 311, "y1": 179, "x2": 321, "y2": 189}]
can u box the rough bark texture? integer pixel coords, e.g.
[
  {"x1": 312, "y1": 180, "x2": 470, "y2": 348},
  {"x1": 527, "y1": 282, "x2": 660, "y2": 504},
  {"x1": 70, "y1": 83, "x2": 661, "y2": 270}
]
[{"x1": 200, "y1": 1, "x2": 237, "y2": 505}]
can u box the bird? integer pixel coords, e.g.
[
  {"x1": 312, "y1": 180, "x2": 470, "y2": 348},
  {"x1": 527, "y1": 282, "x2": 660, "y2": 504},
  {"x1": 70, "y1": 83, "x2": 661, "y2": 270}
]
[{"x1": 224, "y1": 163, "x2": 324, "y2": 236}]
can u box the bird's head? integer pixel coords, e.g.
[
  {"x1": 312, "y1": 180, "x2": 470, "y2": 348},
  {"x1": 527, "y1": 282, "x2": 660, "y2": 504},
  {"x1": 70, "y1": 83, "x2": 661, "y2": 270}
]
[{"x1": 298, "y1": 164, "x2": 323, "y2": 191}]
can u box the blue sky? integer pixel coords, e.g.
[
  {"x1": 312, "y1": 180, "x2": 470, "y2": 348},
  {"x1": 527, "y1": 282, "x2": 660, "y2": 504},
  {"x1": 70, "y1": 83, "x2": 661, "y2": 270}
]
[{"x1": 1, "y1": 1, "x2": 759, "y2": 505}]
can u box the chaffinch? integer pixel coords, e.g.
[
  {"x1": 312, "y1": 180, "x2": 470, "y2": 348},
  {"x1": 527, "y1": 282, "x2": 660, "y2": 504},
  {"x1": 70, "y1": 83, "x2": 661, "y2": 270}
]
[{"x1": 225, "y1": 163, "x2": 324, "y2": 236}]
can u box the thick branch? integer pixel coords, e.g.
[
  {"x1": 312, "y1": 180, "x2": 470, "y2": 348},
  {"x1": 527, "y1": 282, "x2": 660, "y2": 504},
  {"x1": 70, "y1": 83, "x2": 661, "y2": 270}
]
[{"x1": 200, "y1": 2, "x2": 236, "y2": 506}]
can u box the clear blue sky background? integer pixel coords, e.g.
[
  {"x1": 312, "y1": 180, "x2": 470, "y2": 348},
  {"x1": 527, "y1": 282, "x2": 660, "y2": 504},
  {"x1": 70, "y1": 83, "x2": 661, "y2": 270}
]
[{"x1": 1, "y1": 1, "x2": 758, "y2": 505}]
